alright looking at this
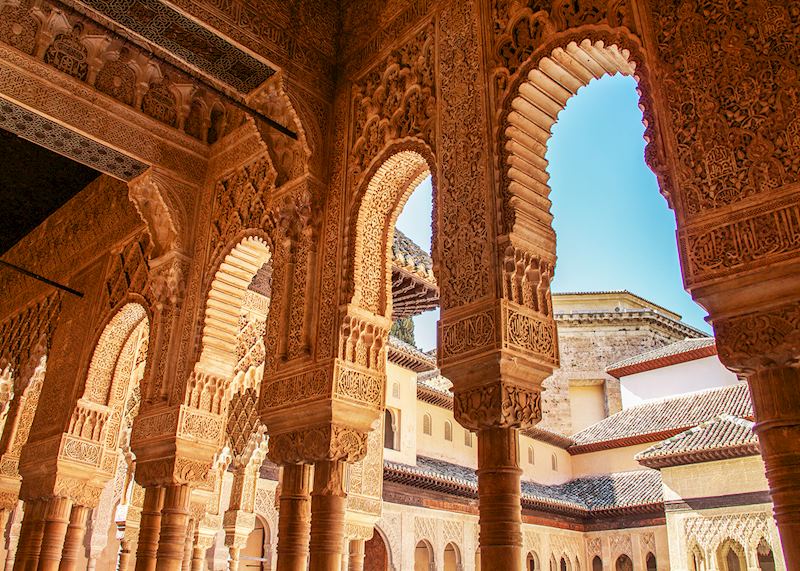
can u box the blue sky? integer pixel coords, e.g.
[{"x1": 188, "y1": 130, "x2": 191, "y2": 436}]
[{"x1": 396, "y1": 74, "x2": 710, "y2": 351}]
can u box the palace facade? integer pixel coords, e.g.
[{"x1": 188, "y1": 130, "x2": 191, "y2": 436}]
[{"x1": 0, "y1": 1, "x2": 798, "y2": 570}]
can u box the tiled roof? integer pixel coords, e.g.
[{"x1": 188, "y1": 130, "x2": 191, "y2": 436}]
[
  {"x1": 553, "y1": 290, "x2": 679, "y2": 318},
  {"x1": 607, "y1": 337, "x2": 717, "y2": 376},
  {"x1": 636, "y1": 414, "x2": 760, "y2": 469},
  {"x1": 387, "y1": 335, "x2": 437, "y2": 372},
  {"x1": 570, "y1": 383, "x2": 753, "y2": 453},
  {"x1": 392, "y1": 229, "x2": 434, "y2": 282},
  {"x1": 384, "y1": 456, "x2": 663, "y2": 516}
]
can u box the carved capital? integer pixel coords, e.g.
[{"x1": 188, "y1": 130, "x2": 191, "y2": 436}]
[
  {"x1": 715, "y1": 301, "x2": 800, "y2": 373},
  {"x1": 267, "y1": 424, "x2": 368, "y2": 466},
  {"x1": 454, "y1": 382, "x2": 541, "y2": 431},
  {"x1": 128, "y1": 168, "x2": 194, "y2": 259}
]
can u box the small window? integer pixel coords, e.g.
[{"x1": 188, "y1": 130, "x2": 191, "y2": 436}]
[
  {"x1": 423, "y1": 413, "x2": 432, "y2": 435},
  {"x1": 392, "y1": 382, "x2": 400, "y2": 398},
  {"x1": 527, "y1": 445, "x2": 535, "y2": 465},
  {"x1": 465, "y1": 431, "x2": 473, "y2": 447},
  {"x1": 444, "y1": 420, "x2": 453, "y2": 441},
  {"x1": 551, "y1": 453, "x2": 558, "y2": 471}
]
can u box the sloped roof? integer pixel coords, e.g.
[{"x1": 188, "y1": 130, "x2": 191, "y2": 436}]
[
  {"x1": 387, "y1": 335, "x2": 437, "y2": 372},
  {"x1": 392, "y1": 228, "x2": 434, "y2": 282},
  {"x1": 636, "y1": 414, "x2": 760, "y2": 469},
  {"x1": 570, "y1": 383, "x2": 753, "y2": 453},
  {"x1": 384, "y1": 456, "x2": 662, "y2": 516},
  {"x1": 607, "y1": 337, "x2": 717, "y2": 377}
]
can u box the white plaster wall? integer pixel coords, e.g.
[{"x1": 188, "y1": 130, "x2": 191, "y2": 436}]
[
  {"x1": 519, "y1": 434, "x2": 573, "y2": 485},
  {"x1": 619, "y1": 356, "x2": 740, "y2": 409},
  {"x1": 384, "y1": 362, "x2": 419, "y2": 466},
  {"x1": 570, "y1": 444, "x2": 653, "y2": 478}
]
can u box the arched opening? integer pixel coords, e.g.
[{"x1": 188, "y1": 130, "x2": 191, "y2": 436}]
[
  {"x1": 414, "y1": 540, "x2": 433, "y2": 571},
  {"x1": 190, "y1": 235, "x2": 272, "y2": 413},
  {"x1": 444, "y1": 543, "x2": 461, "y2": 571},
  {"x1": 464, "y1": 430, "x2": 473, "y2": 447},
  {"x1": 240, "y1": 516, "x2": 268, "y2": 570},
  {"x1": 560, "y1": 556, "x2": 569, "y2": 571},
  {"x1": 444, "y1": 420, "x2": 453, "y2": 441},
  {"x1": 688, "y1": 543, "x2": 705, "y2": 571},
  {"x1": 422, "y1": 413, "x2": 432, "y2": 436},
  {"x1": 527, "y1": 445, "x2": 534, "y2": 465},
  {"x1": 384, "y1": 408, "x2": 398, "y2": 450},
  {"x1": 550, "y1": 555, "x2": 557, "y2": 571},
  {"x1": 526, "y1": 551, "x2": 540, "y2": 571},
  {"x1": 551, "y1": 453, "x2": 557, "y2": 471},
  {"x1": 615, "y1": 554, "x2": 633, "y2": 571},
  {"x1": 364, "y1": 527, "x2": 389, "y2": 571},
  {"x1": 717, "y1": 539, "x2": 746, "y2": 571},
  {"x1": 757, "y1": 538, "x2": 775, "y2": 571},
  {"x1": 646, "y1": 552, "x2": 656, "y2": 571},
  {"x1": 592, "y1": 556, "x2": 602, "y2": 571}
]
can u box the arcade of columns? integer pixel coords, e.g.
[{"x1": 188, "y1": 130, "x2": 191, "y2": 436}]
[{"x1": 0, "y1": 0, "x2": 797, "y2": 570}]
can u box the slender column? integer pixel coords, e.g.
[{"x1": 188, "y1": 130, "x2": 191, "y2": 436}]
[
  {"x1": 748, "y1": 366, "x2": 800, "y2": 569},
  {"x1": 13, "y1": 500, "x2": 45, "y2": 571},
  {"x1": 181, "y1": 521, "x2": 193, "y2": 571},
  {"x1": 135, "y1": 487, "x2": 165, "y2": 571},
  {"x1": 228, "y1": 547, "x2": 240, "y2": 571},
  {"x1": 6, "y1": 505, "x2": 23, "y2": 571},
  {"x1": 57, "y1": 505, "x2": 89, "y2": 571},
  {"x1": 276, "y1": 464, "x2": 311, "y2": 571},
  {"x1": 347, "y1": 540, "x2": 364, "y2": 571},
  {"x1": 118, "y1": 539, "x2": 134, "y2": 571},
  {"x1": 477, "y1": 427, "x2": 522, "y2": 571},
  {"x1": 308, "y1": 460, "x2": 346, "y2": 571},
  {"x1": 155, "y1": 484, "x2": 191, "y2": 571},
  {"x1": 37, "y1": 497, "x2": 73, "y2": 571}
]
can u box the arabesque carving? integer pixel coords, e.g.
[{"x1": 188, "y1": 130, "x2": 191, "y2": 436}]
[
  {"x1": 454, "y1": 382, "x2": 542, "y2": 430},
  {"x1": 268, "y1": 424, "x2": 368, "y2": 465}
]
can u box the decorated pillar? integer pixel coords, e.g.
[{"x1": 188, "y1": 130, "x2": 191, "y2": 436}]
[
  {"x1": 274, "y1": 464, "x2": 311, "y2": 571},
  {"x1": 12, "y1": 499, "x2": 45, "y2": 571},
  {"x1": 135, "y1": 487, "x2": 165, "y2": 571},
  {"x1": 347, "y1": 539, "x2": 365, "y2": 571},
  {"x1": 36, "y1": 496, "x2": 73, "y2": 571},
  {"x1": 715, "y1": 308, "x2": 800, "y2": 570},
  {"x1": 57, "y1": 505, "x2": 90, "y2": 571},
  {"x1": 309, "y1": 460, "x2": 347, "y2": 571},
  {"x1": 155, "y1": 484, "x2": 191, "y2": 571}
]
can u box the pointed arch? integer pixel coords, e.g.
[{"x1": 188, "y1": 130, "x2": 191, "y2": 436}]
[{"x1": 344, "y1": 141, "x2": 436, "y2": 320}]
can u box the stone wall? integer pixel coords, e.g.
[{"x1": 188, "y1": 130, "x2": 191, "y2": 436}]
[{"x1": 541, "y1": 322, "x2": 689, "y2": 435}]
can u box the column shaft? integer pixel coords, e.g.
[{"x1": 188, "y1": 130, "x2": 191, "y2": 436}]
[
  {"x1": 37, "y1": 497, "x2": 73, "y2": 571},
  {"x1": 154, "y1": 484, "x2": 191, "y2": 571},
  {"x1": 189, "y1": 546, "x2": 204, "y2": 571},
  {"x1": 347, "y1": 540, "x2": 364, "y2": 571},
  {"x1": 308, "y1": 460, "x2": 346, "y2": 571},
  {"x1": 228, "y1": 547, "x2": 240, "y2": 571},
  {"x1": 57, "y1": 505, "x2": 89, "y2": 571},
  {"x1": 117, "y1": 540, "x2": 133, "y2": 571},
  {"x1": 13, "y1": 500, "x2": 45, "y2": 571},
  {"x1": 276, "y1": 464, "x2": 311, "y2": 571},
  {"x1": 748, "y1": 367, "x2": 800, "y2": 570},
  {"x1": 477, "y1": 427, "x2": 522, "y2": 571},
  {"x1": 135, "y1": 487, "x2": 165, "y2": 571}
]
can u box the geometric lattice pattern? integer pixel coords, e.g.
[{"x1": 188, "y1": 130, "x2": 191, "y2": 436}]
[
  {"x1": 79, "y1": 0, "x2": 275, "y2": 92},
  {"x1": 0, "y1": 96, "x2": 148, "y2": 181}
]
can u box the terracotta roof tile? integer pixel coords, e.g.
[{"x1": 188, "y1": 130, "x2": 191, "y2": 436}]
[
  {"x1": 387, "y1": 335, "x2": 437, "y2": 372},
  {"x1": 606, "y1": 337, "x2": 717, "y2": 376},
  {"x1": 392, "y1": 229, "x2": 434, "y2": 282},
  {"x1": 636, "y1": 414, "x2": 760, "y2": 468},
  {"x1": 384, "y1": 456, "x2": 662, "y2": 515},
  {"x1": 570, "y1": 383, "x2": 752, "y2": 452}
]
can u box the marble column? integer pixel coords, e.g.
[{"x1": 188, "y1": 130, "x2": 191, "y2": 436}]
[
  {"x1": 37, "y1": 497, "x2": 73, "y2": 571},
  {"x1": 155, "y1": 485, "x2": 191, "y2": 571},
  {"x1": 135, "y1": 487, "x2": 165, "y2": 571},
  {"x1": 12, "y1": 500, "x2": 45, "y2": 571},
  {"x1": 117, "y1": 539, "x2": 134, "y2": 571},
  {"x1": 347, "y1": 540, "x2": 364, "y2": 571},
  {"x1": 477, "y1": 427, "x2": 522, "y2": 571},
  {"x1": 276, "y1": 464, "x2": 311, "y2": 571},
  {"x1": 748, "y1": 366, "x2": 800, "y2": 570},
  {"x1": 308, "y1": 460, "x2": 346, "y2": 571},
  {"x1": 228, "y1": 546, "x2": 240, "y2": 571},
  {"x1": 57, "y1": 505, "x2": 90, "y2": 571}
]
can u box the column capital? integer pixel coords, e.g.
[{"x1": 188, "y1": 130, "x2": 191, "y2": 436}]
[
  {"x1": 715, "y1": 300, "x2": 800, "y2": 374},
  {"x1": 268, "y1": 424, "x2": 368, "y2": 466}
]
